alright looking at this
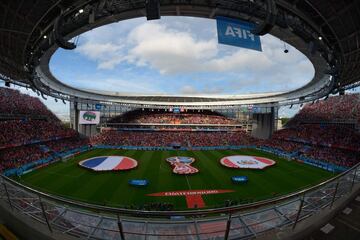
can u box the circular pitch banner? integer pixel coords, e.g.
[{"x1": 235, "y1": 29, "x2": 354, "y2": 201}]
[
  {"x1": 79, "y1": 156, "x2": 138, "y2": 171},
  {"x1": 220, "y1": 155, "x2": 275, "y2": 169}
]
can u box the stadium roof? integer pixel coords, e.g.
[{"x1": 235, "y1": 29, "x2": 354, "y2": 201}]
[{"x1": 0, "y1": 0, "x2": 359, "y2": 107}]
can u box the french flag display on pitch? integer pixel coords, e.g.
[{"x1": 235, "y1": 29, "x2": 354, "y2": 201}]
[{"x1": 79, "y1": 156, "x2": 138, "y2": 171}]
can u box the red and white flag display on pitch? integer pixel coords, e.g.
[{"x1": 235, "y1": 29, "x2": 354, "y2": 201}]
[{"x1": 220, "y1": 155, "x2": 276, "y2": 169}]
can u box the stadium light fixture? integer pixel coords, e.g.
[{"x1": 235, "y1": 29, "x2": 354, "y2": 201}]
[
  {"x1": 318, "y1": 36, "x2": 322, "y2": 40},
  {"x1": 283, "y1": 42, "x2": 289, "y2": 53},
  {"x1": 54, "y1": 16, "x2": 76, "y2": 50},
  {"x1": 79, "y1": 9, "x2": 84, "y2": 14},
  {"x1": 43, "y1": 35, "x2": 47, "y2": 39}
]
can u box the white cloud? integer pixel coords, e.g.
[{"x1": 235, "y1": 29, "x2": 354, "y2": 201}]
[
  {"x1": 76, "y1": 42, "x2": 125, "y2": 70},
  {"x1": 61, "y1": 16, "x2": 314, "y2": 95},
  {"x1": 127, "y1": 22, "x2": 218, "y2": 74}
]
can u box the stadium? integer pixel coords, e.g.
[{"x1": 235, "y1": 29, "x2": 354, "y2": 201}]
[{"x1": 0, "y1": 0, "x2": 359, "y2": 240}]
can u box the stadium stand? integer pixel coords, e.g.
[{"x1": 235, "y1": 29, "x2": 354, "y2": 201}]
[
  {"x1": 108, "y1": 109, "x2": 239, "y2": 125},
  {"x1": 288, "y1": 94, "x2": 360, "y2": 125},
  {"x1": 91, "y1": 130, "x2": 256, "y2": 147},
  {"x1": 263, "y1": 94, "x2": 360, "y2": 168},
  {"x1": 272, "y1": 124, "x2": 360, "y2": 151},
  {"x1": 0, "y1": 120, "x2": 77, "y2": 148},
  {"x1": 0, "y1": 87, "x2": 89, "y2": 173},
  {"x1": 0, "y1": 88, "x2": 57, "y2": 119}
]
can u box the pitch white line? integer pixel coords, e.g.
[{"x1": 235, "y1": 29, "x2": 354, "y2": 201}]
[{"x1": 185, "y1": 175, "x2": 192, "y2": 190}]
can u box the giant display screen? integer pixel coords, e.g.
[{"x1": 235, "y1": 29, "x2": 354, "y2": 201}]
[{"x1": 79, "y1": 111, "x2": 100, "y2": 125}]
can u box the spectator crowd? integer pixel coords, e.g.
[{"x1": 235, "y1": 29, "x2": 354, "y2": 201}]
[
  {"x1": 272, "y1": 124, "x2": 360, "y2": 151},
  {"x1": 108, "y1": 110, "x2": 239, "y2": 125},
  {"x1": 288, "y1": 94, "x2": 360, "y2": 124},
  {"x1": 0, "y1": 120, "x2": 78, "y2": 148},
  {"x1": 91, "y1": 130, "x2": 256, "y2": 147},
  {"x1": 0, "y1": 87, "x2": 57, "y2": 119},
  {"x1": 0, "y1": 87, "x2": 88, "y2": 172}
]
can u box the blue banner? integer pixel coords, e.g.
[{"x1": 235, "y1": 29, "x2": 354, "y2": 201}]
[
  {"x1": 128, "y1": 179, "x2": 149, "y2": 186},
  {"x1": 232, "y1": 176, "x2": 249, "y2": 183},
  {"x1": 95, "y1": 103, "x2": 102, "y2": 110},
  {"x1": 173, "y1": 107, "x2": 180, "y2": 114},
  {"x1": 216, "y1": 16, "x2": 262, "y2": 51}
]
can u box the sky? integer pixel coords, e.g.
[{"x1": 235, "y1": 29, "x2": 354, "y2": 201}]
[
  {"x1": 51, "y1": 16, "x2": 314, "y2": 96},
  {"x1": 2, "y1": 16, "x2": 338, "y2": 120}
]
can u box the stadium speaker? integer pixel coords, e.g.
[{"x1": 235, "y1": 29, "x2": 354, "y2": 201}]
[
  {"x1": 146, "y1": 0, "x2": 161, "y2": 20},
  {"x1": 5, "y1": 81, "x2": 10, "y2": 87},
  {"x1": 54, "y1": 16, "x2": 76, "y2": 50}
]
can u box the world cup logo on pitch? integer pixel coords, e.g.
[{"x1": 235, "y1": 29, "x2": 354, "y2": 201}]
[{"x1": 166, "y1": 157, "x2": 199, "y2": 175}]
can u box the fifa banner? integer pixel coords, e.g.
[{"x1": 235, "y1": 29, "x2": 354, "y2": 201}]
[
  {"x1": 79, "y1": 111, "x2": 100, "y2": 125},
  {"x1": 216, "y1": 16, "x2": 262, "y2": 51}
]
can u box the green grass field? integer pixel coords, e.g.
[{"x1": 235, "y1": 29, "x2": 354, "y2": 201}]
[{"x1": 15, "y1": 148, "x2": 334, "y2": 210}]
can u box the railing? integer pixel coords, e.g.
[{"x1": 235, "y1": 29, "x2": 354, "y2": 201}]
[{"x1": 0, "y1": 163, "x2": 359, "y2": 240}]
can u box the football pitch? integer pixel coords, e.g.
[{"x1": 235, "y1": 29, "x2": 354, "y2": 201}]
[{"x1": 15, "y1": 148, "x2": 334, "y2": 210}]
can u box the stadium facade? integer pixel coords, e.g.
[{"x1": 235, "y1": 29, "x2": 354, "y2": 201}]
[
  {"x1": 70, "y1": 101, "x2": 279, "y2": 139},
  {"x1": 1, "y1": 1, "x2": 360, "y2": 240}
]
